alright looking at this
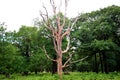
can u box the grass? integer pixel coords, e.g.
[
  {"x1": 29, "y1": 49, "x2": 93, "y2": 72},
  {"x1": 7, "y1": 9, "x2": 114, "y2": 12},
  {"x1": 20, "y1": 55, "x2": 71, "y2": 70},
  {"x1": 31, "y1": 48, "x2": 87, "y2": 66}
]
[{"x1": 0, "y1": 72, "x2": 120, "y2": 80}]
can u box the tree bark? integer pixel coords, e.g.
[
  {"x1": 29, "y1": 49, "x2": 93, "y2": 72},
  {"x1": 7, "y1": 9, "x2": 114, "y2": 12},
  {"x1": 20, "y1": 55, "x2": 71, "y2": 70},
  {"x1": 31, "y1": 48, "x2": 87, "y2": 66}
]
[
  {"x1": 103, "y1": 53, "x2": 109, "y2": 74},
  {"x1": 99, "y1": 53, "x2": 104, "y2": 73},
  {"x1": 57, "y1": 56, "x2": 63, "y2": 80},
  {"x1": 95, "y1": 53, "x2": 98, "y2": 73},
  {"x1": 56, "y1": 36, "x2": 63, "y2": 79}
]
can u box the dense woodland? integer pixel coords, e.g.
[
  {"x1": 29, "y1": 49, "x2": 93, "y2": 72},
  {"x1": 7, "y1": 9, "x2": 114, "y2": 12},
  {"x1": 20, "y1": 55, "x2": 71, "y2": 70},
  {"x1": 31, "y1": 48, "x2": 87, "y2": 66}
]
[{"x1": 0, "y1": 5, "x2": 120, "y2": 77}]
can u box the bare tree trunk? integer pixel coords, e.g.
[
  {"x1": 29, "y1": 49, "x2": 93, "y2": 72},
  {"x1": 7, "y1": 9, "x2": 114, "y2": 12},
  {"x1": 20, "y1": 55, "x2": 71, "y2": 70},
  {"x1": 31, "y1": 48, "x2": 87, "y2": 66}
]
[
  {"x1": 57, "y1": 56, "x2": 63, "y2": 79},
  {"x1": 56, "y1": 36, "x2": 63, "y2": 79}
]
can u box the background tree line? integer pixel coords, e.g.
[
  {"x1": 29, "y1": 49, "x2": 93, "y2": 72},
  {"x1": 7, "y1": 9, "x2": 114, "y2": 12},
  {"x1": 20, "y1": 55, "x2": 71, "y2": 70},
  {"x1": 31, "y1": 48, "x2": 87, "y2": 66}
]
[{"x1": 0, "y1": 5, "x2": 120, "y2": 77}]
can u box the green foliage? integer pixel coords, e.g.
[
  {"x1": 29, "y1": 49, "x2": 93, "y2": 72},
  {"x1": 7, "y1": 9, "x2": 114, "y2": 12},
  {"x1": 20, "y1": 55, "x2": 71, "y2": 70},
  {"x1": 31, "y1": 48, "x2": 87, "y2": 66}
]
[
  {"x1": 0, "y1": 44, "x2": 17, "y2": 74},
  {"x1": 91, "y1": 39, "x2": 119, "y2": 51},
  {"x1": 72, "y1": 5, "x2": 120, "y2": 72},
  {"x1": 29, "y1": 52, "x2": 52, "y2": 72},
  {"x1": 0, "y1": 72, "x2": 120, "y2": 80}
]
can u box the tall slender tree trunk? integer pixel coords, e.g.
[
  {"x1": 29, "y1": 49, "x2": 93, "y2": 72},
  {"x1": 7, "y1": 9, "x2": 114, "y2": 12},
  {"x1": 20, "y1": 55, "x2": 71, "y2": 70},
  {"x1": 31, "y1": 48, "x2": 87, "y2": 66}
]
[
  {"x1": 103, "y1": 53, "x2": 109, "y2": 74},
  {"x1": 99, "y1": 53, "x2": 104, "y2": 73},
  {"x1": 95, "y1": 53, "x2": 98, "y2": 73},
  {"x1": 56, "y1": 37, "x2": 63, "y2": 80},
  {"x1": 57, "y1": 56, "x2": 63, "y2": 80}
]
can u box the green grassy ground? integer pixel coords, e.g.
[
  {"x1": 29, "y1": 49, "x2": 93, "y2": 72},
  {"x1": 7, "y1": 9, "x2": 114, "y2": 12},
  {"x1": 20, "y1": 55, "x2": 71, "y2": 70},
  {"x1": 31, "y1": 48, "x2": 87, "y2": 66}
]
[{"x1": 0, "y1": 72, "x2": 120, "y2": 80}]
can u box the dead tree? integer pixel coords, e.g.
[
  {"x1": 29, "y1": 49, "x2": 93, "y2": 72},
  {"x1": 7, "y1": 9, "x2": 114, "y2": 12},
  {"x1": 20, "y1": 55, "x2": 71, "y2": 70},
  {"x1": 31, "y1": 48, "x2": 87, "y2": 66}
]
[{"x1": 40, "y1": 0, "x2": 88, "y2": 79}]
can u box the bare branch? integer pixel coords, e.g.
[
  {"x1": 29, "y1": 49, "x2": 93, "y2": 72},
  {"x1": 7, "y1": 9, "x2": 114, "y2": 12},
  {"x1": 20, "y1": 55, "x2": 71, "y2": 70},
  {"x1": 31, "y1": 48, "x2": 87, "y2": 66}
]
[
  {"x1": 65, "y1": 0, "x2": 68, "y2": 15},
  {"x1": 62, "y1": 35, "x2": 70, "y2": 54},
  {"x1": 62, "y1": 52, "x2": 74, "y2": 68},
  {"x1": 63, "y1": 56, "x2": 89, "y2": 68},
  {"x1": 61, "y1": 0, "x2": 68, "y2": 28},
  {"x1": 40, "y1": 2, "x2": 51, "y2": 30},
  {"x1": 70, "y1": 56, "x2": 89, "y2": 64},
  {"x1": 40, "y1": 0, "x2": 49, "y2": 20},
  {"x1": 53, "y1": 37, "x2": 58, "y2": 53},
  {"x1": 61, "y1": 28, "x2": 70, "y2": 39},
  {"x1": 61, "y1": 27, "x2": 70, "y2": 54},
  {"x1": 58, "y1": 0, "x2": 62, "y2": 13},
  {"x1": 61, "y1": 10, "x2": 79, "y2": 54},
  {"x1": 42, "y1": 5, "x2": 49, "y2": 20},
  {"x1": 70, "y1": 15, "x2": 79, "y2": 30},
  {"x1": 40, "y1": 12, "x2": 51, "y2": 30},
  {"x1": 40, "y1": 0, "x2": 56, "y2": 32},
  {"x1": 42, "y1": 46, "x2": 57, "y2": 62},
  {"x1": 50, "y1": 0, "x2": 57, "y2": 17},
  {"x1": 57, "y1": 17, "x2": 61, "y2": 34}
]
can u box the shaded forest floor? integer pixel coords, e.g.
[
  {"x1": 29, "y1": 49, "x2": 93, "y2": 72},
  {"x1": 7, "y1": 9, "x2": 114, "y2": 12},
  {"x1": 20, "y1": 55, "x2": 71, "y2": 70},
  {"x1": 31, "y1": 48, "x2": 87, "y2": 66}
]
[{"x1": 0, "y1": 72, "x2": 120, "y2": 80}]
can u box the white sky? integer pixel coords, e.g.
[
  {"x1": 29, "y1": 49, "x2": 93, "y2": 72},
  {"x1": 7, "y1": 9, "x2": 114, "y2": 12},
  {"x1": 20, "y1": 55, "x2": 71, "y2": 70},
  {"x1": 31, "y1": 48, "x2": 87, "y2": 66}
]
[{"x1": 0, "y1": 0, "x2": 120, "y2": 31}]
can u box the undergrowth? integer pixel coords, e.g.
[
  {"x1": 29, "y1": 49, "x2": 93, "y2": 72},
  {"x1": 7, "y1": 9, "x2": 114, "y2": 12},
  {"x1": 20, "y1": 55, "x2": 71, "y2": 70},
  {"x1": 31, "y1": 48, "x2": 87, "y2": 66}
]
[{"x1": 0, "y1": 72, "x2": 120, "y2": 80}]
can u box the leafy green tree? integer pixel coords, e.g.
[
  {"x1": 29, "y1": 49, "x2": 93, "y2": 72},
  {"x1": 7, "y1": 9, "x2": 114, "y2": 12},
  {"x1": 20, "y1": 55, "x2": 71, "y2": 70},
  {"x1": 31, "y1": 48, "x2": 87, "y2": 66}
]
[
  {"x1": 16, "y1": 25, "x2": 52, "y2": 74},
  {"x1": 74, "y1": 5, "x2": 120, "y2": 73},
  {"x1": 0, "y1": 23, "x2": 21, "y2": 77},
  {"x1": 0, "y1": 44, "x2": 18, "y2": 77},
  {"x1": 16, "y1": 26, "x2": 38, "y2": 75}
]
